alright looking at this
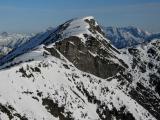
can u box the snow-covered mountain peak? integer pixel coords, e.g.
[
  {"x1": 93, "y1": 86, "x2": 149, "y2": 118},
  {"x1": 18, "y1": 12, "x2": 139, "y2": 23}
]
[
  {"x1": 82, "y1": 16, "x2": 94, "y2": 20},
  {"x1": 0, "y1": 16, "x2": 160, "y2": 120},
  {"x1": 0, "y1": 16, "x2": 107, "y2": 67},
  {"x1": 58, "y1": 16, "x2": 105, "y2": 43}
]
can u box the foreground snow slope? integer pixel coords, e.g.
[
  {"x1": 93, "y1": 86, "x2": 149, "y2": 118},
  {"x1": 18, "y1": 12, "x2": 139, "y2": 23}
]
[{"x1": 0, "y1": 45, "x2": 156, "y2": 120}]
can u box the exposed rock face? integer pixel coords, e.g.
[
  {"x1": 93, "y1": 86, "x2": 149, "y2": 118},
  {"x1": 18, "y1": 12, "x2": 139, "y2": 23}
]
[
  {"x1": 55, "y1": 36, "x2": 124, "y2": 78},
  {"x1": 129, "y1": 83, "x2": 160, "y2": 119},
  {"x1": 85, "y1": 19, "x2": 105, "y2": 36}
]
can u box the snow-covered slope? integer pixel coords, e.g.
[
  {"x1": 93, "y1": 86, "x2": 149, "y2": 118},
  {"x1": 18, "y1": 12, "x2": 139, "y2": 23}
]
[
  {"x1": 0, "y1": 16, "x2": 160, "y2": 120},
  {"x1": 0, "y1": 48, "x2": 156, "y2": 120},
  {"x1": 119, "y1": 39, "x2": 160, "y2": 119},
  {"x1": 0, "y1": 32, "x2": 34, "y2": 57},
  {"x1": 121, "y1": 39, "x2": 160, "y2": 93},
  {"x1": 103, "y1": 26, "x2": 160, "y2": 49}
]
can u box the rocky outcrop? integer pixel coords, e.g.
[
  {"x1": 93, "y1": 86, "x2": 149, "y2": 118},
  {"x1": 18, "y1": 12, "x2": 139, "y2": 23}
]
[{"x1": 55, "y1": 35, "x2": 125, "y2": 79}]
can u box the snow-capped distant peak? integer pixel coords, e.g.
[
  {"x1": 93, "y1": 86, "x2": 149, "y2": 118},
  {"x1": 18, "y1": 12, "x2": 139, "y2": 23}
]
[
  {"x1": 0, "y1": 32, "x2": 34, "y2": 58},
  {"x1": 102, "y1": 26, "x2": 154, "y2": 48},
  {"x1": 1, "y1": 32, "x2": 9, "y2": 37}
]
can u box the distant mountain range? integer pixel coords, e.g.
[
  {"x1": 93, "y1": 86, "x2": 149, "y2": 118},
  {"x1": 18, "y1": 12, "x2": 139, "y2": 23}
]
[
  {"x1": 0, "y1": 32, "x2": 34, "y2": 57},
  {"x1": 103, "y1": 26, "x2": 160, "y2": 48}
]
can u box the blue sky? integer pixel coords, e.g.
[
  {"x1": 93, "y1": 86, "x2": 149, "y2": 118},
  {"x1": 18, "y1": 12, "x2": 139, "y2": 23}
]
[{"x1": 0, "y1": 0, "x2": 160, "y2": 33}]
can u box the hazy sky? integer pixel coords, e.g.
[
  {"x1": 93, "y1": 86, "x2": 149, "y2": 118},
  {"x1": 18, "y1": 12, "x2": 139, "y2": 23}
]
[{"x1": 0, "y1": 0, "x2": 160, "y2": 33}]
